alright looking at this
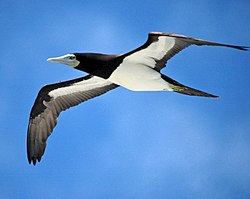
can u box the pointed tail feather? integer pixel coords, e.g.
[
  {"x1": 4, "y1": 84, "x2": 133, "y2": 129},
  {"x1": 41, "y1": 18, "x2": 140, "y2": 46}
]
[
  {"x1": 161, "y1": 74, "x2": 218, "y2": 98},
  {"x1": 171, "y1": 84, "x2": 219, "y2": 98}
]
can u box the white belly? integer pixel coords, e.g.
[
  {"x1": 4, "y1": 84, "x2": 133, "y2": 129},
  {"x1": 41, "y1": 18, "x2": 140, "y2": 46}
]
[{"x1": 108, "y1": 63, "x2": 172, "y2": 91}]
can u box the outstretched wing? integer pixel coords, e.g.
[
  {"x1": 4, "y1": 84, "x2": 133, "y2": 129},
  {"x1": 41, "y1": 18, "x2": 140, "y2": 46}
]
[
  {"x1": 122, "y1": 32, "x2": 248, "y2": 71},
  {"x1": 27, "y1": 75, "x2": 118, "y2": 165}
]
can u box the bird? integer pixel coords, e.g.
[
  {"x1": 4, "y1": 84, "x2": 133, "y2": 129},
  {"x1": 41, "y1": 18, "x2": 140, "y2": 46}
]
[{"x1": 27, "y1": 32, "x2": 248, "y2": 165}]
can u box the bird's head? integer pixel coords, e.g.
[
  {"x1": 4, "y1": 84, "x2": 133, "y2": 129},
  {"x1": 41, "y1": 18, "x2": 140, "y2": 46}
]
[{"x1": 47, "y1": 53, "x2": 80, "y2": 68}]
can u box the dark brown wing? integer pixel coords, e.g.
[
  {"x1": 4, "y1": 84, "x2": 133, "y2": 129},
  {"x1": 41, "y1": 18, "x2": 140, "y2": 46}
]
[
  {"x1": 122, "y1": 32, "x2": 248, "y2": 71},
  {"x1": 27, "y1": 75, "x2": 118, "y2": 165}
]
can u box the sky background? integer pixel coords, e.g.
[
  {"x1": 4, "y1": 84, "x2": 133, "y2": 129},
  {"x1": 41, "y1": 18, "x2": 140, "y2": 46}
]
[{"x1": 1, "y1": 0, "x2": 250, "y2": 198}]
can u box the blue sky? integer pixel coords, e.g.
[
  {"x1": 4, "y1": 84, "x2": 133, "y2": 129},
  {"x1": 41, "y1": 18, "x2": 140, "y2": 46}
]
[{"x1": 1, "y1": 0, "x2": 250, "y2": 198}]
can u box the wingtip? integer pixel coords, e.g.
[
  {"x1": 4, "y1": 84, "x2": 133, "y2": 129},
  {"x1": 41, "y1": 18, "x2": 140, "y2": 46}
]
[
  {"x1": 239, "y1": 46, "x2": 249, "y2": 51},
  {"x1": 230, "y1": 45, "x2": 249, "y2": 51},
  {"x1": 28, "y1": 156, "x2": 38, "y2": 166}
]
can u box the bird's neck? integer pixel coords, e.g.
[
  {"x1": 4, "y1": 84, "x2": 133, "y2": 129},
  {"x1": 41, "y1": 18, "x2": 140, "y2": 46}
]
[{"x1": 74, "y1": 53, "x2": 121, "y2": 79}]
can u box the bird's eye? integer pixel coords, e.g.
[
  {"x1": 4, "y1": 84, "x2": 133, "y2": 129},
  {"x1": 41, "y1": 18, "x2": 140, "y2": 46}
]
[{"x1": 69, "y1": 56, "x2": 75, "y2": 60}]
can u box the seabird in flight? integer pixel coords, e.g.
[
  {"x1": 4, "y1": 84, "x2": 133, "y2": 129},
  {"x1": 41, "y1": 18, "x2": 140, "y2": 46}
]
[{"x1": 27, "y1": 32, "x2": 248, "y2": 165}]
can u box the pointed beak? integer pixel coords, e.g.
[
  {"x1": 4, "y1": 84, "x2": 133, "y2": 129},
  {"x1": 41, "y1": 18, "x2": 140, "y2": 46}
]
[
  {"x1": 47, "y1": 54, "x2": 79, "y2": 67},
  {"x1": 47, "y1": 56, "x2": 64, "y2": 64}
]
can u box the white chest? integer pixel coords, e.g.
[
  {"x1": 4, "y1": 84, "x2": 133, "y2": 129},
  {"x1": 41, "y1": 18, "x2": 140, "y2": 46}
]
[{"x1": 108, "y1": 63, "x2": 171, "y2": 91}]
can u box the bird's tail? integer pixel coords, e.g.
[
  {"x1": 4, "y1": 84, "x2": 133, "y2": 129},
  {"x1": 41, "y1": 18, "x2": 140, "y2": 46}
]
[{"x1": 161, "y1": 74, "x2": 218, "y2": 98}]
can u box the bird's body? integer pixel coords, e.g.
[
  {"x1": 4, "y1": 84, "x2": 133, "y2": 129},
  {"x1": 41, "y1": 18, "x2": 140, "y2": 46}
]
[
  {"x1": 27, "y1": 32, "x2": 248, "y2": 165},
  {"x1": 107, "y1": 35, "x2": 176, "y2": 91},
  {"x1": 109, "y1": 63, "x2": 171, "y2": 91}
]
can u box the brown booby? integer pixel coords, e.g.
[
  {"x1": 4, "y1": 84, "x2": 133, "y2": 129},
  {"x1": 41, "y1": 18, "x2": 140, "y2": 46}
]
[{"x1": 27, "y1": 32, "x2": 248, "y2": 165}]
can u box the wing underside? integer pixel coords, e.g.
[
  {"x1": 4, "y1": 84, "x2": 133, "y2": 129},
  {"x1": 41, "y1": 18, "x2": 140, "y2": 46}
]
[
  {"x1": 27, "y1": 75, "x2": 118, "y2": 165},
  {"x1": 122, "y1": 32, "x2": 248, "y2": 71}
]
